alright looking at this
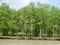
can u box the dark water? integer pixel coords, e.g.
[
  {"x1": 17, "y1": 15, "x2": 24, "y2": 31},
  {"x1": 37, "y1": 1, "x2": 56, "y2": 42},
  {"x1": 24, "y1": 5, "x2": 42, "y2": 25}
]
[{"x1": 0, "y1": 40, "x2": 60, "y2": 45}]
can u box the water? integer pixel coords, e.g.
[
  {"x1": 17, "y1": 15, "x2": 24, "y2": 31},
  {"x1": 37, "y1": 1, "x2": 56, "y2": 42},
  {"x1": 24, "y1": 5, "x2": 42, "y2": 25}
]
[{"x1": 0, "y1": 40, "x2": 60, "y2": 45}]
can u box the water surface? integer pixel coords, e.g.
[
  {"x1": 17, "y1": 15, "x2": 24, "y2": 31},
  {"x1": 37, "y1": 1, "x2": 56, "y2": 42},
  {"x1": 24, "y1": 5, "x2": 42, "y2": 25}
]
[{"x1": 0, "y1": 40, "x2": 60, "y2": 45}]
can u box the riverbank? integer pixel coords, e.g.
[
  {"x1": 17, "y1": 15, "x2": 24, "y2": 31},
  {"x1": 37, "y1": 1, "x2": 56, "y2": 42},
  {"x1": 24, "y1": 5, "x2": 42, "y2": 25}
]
[{"x1": 0, "y1": 36, "x2": 60, "y2": 40}]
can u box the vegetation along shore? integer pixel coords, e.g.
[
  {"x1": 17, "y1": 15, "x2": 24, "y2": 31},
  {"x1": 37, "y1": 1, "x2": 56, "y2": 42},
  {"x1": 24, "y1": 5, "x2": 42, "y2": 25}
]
[{"x1": 0, "y1": 2, "x2": 60, "y2": 40}]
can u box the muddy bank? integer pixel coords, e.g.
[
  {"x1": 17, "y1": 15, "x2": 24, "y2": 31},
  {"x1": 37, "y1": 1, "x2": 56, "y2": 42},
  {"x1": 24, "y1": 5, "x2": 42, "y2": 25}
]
[{"x1": 0, "y1": 36, "x2": 60, "y2": 40}]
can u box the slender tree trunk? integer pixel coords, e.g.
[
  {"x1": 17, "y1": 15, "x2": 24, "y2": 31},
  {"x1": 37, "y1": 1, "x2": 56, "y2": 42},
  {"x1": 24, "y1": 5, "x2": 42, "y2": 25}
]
[{"x1": 40, "y1": 27, "x2": 41, "y2": 38}]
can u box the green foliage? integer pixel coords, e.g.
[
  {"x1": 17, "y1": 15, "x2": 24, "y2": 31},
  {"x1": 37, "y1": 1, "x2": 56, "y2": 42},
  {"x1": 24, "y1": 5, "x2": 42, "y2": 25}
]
[{"x1": 0, "y1": 2, "x2": 60, "y2": 37}]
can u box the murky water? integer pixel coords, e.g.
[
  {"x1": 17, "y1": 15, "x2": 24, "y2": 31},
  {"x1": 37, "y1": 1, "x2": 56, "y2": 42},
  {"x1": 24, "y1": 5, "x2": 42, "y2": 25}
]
[{"x1": 0, "y1": 40, "x2": 60, "y2": 45}]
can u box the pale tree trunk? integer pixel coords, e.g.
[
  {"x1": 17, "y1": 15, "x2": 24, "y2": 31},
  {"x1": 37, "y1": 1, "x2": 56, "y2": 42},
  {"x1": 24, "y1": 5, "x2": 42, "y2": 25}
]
[{"x1": 40, "y1": 27, "x2": 41, "y2": 38}]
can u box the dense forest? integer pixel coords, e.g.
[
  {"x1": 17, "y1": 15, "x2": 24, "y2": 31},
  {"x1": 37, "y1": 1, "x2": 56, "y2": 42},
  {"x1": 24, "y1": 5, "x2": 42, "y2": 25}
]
[{"x1": 0, "y1": 2, "x2": 60, "y2": 37}]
